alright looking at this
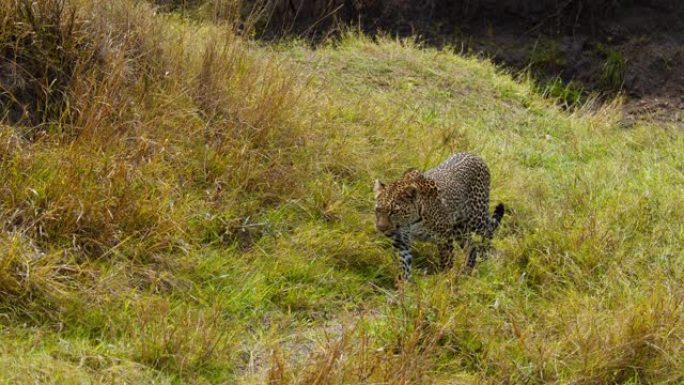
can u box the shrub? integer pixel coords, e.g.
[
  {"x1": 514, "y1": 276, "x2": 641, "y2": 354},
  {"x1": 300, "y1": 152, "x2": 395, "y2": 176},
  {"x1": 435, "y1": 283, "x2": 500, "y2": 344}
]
[{"x1": 0, "y1": 0, "x2": 95, "y2": 129}]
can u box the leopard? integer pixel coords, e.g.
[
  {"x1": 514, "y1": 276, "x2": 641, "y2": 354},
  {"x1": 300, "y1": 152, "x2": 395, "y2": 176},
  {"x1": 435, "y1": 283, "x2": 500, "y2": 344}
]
[{"x1": 373, "y1": 153, "x2": 505, "y2": 280}]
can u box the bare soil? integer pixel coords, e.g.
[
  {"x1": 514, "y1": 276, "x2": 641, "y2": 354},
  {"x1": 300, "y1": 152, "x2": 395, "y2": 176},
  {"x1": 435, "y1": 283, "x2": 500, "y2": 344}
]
[{"x1": 455, "y1": 3, "x2": 684, "y2": 124}]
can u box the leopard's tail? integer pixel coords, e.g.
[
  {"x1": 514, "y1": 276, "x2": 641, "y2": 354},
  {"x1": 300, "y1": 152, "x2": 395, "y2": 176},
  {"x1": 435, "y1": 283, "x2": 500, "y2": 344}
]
[{"x1": 488, "y1": 203, "x2": 505, "y2": 235}]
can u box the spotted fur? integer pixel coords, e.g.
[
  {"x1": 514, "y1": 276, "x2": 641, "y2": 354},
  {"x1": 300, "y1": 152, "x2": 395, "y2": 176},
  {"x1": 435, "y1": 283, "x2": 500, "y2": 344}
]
[{"x1": 373, "y1": 153, "x2": 504, "y2": 280}]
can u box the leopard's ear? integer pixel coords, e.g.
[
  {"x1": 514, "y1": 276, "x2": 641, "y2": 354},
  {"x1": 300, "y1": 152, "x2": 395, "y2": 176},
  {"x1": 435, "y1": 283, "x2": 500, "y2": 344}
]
[
  {"x1": 403, "y1": 184, "x2": 418, "y2": 200},
  {"x1": 373, "y1": 179, "x2": 386, "y2": 198},
  {"x1": 403, "y1": 168, "x2": 419, "y2": 177},
  {"x1": 402, "y1": 168, "x2": 423, "y2": 181}
]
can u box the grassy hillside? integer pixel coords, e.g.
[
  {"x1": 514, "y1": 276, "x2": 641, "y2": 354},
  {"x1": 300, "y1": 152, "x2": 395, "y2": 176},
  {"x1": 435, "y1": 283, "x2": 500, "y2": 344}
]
[{"x1": 1, "y1": 1, "x2": 683, "y2": 384}]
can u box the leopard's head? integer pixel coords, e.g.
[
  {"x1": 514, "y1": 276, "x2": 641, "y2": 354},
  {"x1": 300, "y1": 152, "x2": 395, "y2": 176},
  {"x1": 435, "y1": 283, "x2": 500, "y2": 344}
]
[{"x1": 373, "y1": 169, "x2": 425, "y2": 235}]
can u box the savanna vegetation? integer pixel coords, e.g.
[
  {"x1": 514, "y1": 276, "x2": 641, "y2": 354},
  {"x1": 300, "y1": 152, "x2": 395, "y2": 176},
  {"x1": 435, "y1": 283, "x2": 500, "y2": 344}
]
[{"x1": 0, "y1": 0, "x2": 682, "y2": 383}]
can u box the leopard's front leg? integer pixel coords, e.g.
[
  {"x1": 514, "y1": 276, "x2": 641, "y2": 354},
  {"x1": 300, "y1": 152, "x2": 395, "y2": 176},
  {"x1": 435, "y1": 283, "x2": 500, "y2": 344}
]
[
  {"x1": 390, "y1": 232, "x2": 413, "y2": 280},
  {"x1": 437, "y1": 240, "x2": 454, "y2": 270}
]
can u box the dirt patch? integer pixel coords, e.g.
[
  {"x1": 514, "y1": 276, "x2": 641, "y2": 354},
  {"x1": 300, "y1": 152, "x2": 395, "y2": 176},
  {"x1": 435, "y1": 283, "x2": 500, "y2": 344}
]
[{"x1": 458, "y1": 3, "x2": 684, "y2": 124}]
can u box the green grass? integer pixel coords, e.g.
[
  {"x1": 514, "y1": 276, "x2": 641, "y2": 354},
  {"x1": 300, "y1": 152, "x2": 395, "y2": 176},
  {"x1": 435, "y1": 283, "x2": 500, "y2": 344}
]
[
  {"x1": 0, "y1": 2, "x2": 683, "y2": 384},
  {"x1": 597, "y1": 44, "x2": 627, "y2": 90}
]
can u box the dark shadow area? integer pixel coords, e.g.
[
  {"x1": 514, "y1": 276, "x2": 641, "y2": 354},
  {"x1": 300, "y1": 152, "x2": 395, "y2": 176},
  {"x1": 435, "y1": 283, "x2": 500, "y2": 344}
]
[{"x1": 245, "y1": 0, "x2": 684, "y2": 122}]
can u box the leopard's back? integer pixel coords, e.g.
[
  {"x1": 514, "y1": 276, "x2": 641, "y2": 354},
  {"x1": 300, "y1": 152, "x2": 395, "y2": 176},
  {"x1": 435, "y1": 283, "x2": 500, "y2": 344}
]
[{"x1": 425, "y1": 153, "x2": 491, "y2": 229}]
